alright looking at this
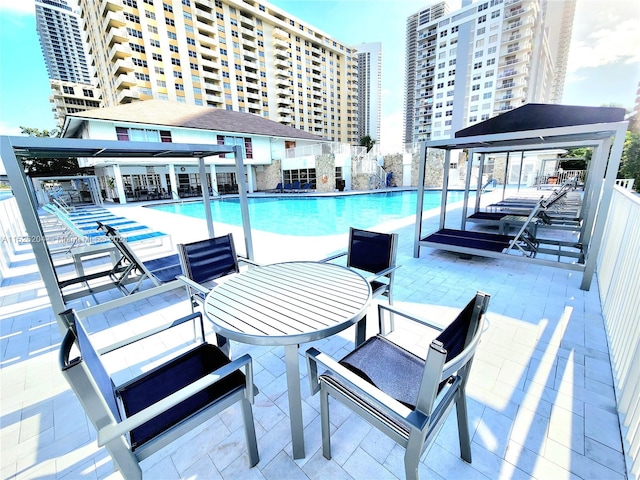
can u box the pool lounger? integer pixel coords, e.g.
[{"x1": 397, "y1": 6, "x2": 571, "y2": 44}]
[{"x1": 422, "y1": 228, "x2": 514, "y2": 253}]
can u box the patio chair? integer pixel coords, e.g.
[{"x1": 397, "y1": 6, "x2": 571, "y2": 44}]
[
  {"x1": 267, "y1": 182, "x2": 283, "y2": 193},
  {"x1": 177, "y1": 234, "x2": 260, "y2": 350},
  {"x1": 59, "y1": 308, "x2": 259, "y2": 480},
  {"x1": 97, "y1": 221, "x2": 182, "y2": 295},
  {"x1": 306, "y1": 291, "x2": 490, "y2": 480},
  {"x1": 321, "y1": 227, "x2": 400, "y2": 304}
]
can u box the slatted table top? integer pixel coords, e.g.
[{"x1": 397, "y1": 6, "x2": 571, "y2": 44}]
[{"x1": 204, "y1": 261, "x2": 372, "y2": 345}]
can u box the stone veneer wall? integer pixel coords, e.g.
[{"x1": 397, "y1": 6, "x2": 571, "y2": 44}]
[
  {"x1": 382, "y1": 154, "x2": 403, "y2": 187},
  {"x1": 315, "y1": 154, "x2": 335, "y2": 192},
  {"x1": 255, "y1": 160, "x2": 281, "y2": 191}
]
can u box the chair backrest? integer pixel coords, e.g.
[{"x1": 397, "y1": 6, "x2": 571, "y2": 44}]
[
  {"x1": 434, "y1": 292, "x2": 488, "y2": 362},
  {"x1": 59, "y1": 309, "x2": 121, "y2": 424},
  {"x1": 178, "y1": 234, "x2": 240, "y2": 285},
  {"x1": 347, "y1": 227, "x2": 398, "y2": 275},
  {"x1": 97, "y1": 221, "x2": 145, "y2": 269}
]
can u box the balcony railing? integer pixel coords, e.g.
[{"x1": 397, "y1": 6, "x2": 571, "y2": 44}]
[{"x1": 596, "y1": 186, "x2": 640, "y2": 478}]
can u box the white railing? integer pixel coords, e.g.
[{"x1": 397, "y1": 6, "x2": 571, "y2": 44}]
[
  {"x1": 615, "y1": 178, "x2": 635, "y2": 191},
  {"x1": 596, "y1": 186, "x2": 640, "y2": 479},
  {"x1": 0, "y1": 196, "x2": 27, "y2": 280}
]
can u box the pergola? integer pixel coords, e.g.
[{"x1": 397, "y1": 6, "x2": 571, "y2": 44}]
[
  {"x1": 1, "y1": 136, "x2": 252, "y2": 329},
  {"x1": 413, "y1": 104, "x2": 628, "y2": 290}
]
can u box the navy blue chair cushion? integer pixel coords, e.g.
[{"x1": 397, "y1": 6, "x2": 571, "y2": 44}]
[
  {"x1": 435, "y1": 297, "x2": 476, "y2": 362},
  {"x1": 180, "y1": 235, "x2": 239, "y2": 285},
  {"x1": 142, "y1": 254, "x2": 182, "y2": 283},
  {"x1": 338, "y1": 336, "x2": 424, "y2": 409},
  {"x1": 117, "y1": 343, "x2": 246, "y2": 450}
]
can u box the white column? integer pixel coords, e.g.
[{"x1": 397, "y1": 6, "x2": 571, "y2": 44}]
[
  {"x1": 113, "y1": 164, "x2": 127, "y2": 204},
  {"x1": 209, "y1": 164, "x2": 218, "y2": 195},
  {"x1": 168, "y1": 164, "x2": 178, "y2": 199}
]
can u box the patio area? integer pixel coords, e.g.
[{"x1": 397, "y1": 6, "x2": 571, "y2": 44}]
[{"x1": 0, "y1": 196, "x2": 628, "y2": 480}]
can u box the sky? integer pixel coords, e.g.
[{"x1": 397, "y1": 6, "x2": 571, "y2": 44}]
[{"x1": 0, "y1": 0, "x2": 639, "y2": 150}]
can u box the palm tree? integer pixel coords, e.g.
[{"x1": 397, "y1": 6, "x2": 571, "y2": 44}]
[{"x1": 359, "y1": 135, "x2": 376, "y2": 152}]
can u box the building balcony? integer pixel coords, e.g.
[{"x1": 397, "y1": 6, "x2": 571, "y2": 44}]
[
  {"x1": 115, "y1": 72, "x2": 137, "y2": 89},
  {"x1": 112, "y1": 58, "x2": 134, "y2": 74},
  {"x1": 103, "y1": 10, "x2": 126, "y2": 28},
  {"x1": 198, "y1": 32, "x2": 216, "y2": 48},
  {"x1": 241, "y1": 27, "x2": 256, "y2": 38},
  {"x1": 117, "y1": 87, "x2": 139, "y2": 103},
  {"x1": 275, "y1": 77, "x2": 289, "y2": 88},
  {"x1": 244, "y1": 71, "x2": 259, "y2": 80},
  {"x1": 106, "y1": 27, "x2": 127, "y2": 46},
  {"x1": 277, "y1": 88, "x2": 293, "y2": 97},
  {"x1": 274, "y1": 38, "x2": 289, "y2": 50},
  {"x1": 273, "y1": 27, "x2": 289, "y2": 40},
  {"x1": 200, "y1": 58, "x2": 218, "y2": 71},
  {"x1": 206, "y1": 93, "x2": 223, "y2": 103},
  {"x1": 274, "y1": 59, "x2": 290, "y2": 69},
  {"x1": 101, "y1": 0, "x2": 123, "y2": 14},
  {"x1": 196, "y1": 21, "x2": 216, "y2": 37},
  {"x1": 108, "y1": 42, "x2": 131, "y2": 60}
]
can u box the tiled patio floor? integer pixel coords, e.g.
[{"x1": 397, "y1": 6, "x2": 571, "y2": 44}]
[{"x1": 0, "y1": 202, "x2": 625, "y2": 479}]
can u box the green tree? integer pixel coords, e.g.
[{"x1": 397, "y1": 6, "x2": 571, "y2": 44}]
[
  {"x1": 620, "y1": 130, "x2": 640, "y2": 192},
  {"x1": 359, "y1": 135, "x2": 376, "y2": 152},
  {"x1": 19, "y1": 126, "x2": 90, "y2": 176}
]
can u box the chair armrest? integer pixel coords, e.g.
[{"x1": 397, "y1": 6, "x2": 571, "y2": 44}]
[
  {"x1": 318, "y1": 251, "x2": 347, "y2": 263},
  {"x1": 97, "y1": 353, "x2": 254, "y2": 446},
  {"x1": 237, "y1": 255, "x2": 262, "y2": 267},
  {"x1": 366, "y1": 264, "x2": 401, "y2": 283},
  {"x1": 306, "y1": 347, "x2": 427, "y2": 430},
  {"x1": 176, "y1": 275, "x2": 215, "y2": 296},
  {"x1": 97, "y1": 312, "x2": 206, "y2": 355},
  {"x1": 377, "y1": 303, "x2": 444, "y2": 333}
]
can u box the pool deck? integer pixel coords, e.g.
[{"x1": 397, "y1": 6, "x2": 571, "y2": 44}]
[{"x1": 0, "y1": 195, "x2": 625, "y2": 479}]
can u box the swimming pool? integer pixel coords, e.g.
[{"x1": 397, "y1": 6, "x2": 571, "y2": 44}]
[{"x1": 149, "y1": 190, "x2": 470, "y2": 236}]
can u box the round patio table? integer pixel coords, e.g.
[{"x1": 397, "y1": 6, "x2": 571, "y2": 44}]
[{"x1": 203, "y1": 261, "x2": 372, "y2": 459}]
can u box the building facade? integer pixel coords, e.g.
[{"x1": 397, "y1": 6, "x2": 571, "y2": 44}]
[
  {"x1": 35, "y1": 0, "x2": 101, "y2": 127},
  {"x1": 77, "y1": 0, "x2": 358, "y2": 143},
  {"x1": 355, "y1": 42, "x2": 382, "y2": 146},
  {"x1": 404, "y1": 0, "x2": 573, "y2": 143}
]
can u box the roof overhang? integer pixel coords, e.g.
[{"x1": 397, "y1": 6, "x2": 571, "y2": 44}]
[
  {"x1": 4, "y1": 136, "x2": 236, "y2": 159},
  {"x1": 423, "y1": 121, "x2": 627, "y2": 152}
]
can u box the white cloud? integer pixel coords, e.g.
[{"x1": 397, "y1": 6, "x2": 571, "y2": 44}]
[
  {"x1": 0, "y1": 0, "x2": 35, "y2": 14},
  {"x1": 0, "y1": 121, "x2": 25, "y2": 136},
  {"x1": 568, "y1": 19, "x2": 640, "y2": 71}
]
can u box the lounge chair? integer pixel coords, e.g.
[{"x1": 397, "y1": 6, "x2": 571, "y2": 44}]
[
  {"x1": 59, "y1": 305, "x2": 259, "y2": 480},
  {"x1": 267, "y1": 182, "x2": 283, "y2": 193},
  {"x1": 321, "y1": 227, "x2": 400, "y2": 304},
  {"x1": 97, "y1": 221, "x2": 183, "y2": 295},
  {"x1": 291, "y1": 180, "x2": 301, "y2": 192},
  {"x1": 306, "y1": 291, "x2": 490, "y2": 480},
  {"x1": 282, "y1": 182, "x2": 293, "y2": 193}
]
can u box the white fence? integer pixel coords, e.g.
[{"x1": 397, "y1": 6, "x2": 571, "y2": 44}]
[
  {"x1": 0, "y1": 196, "x2": 27, "y2": 280},
  {"x1": 596, "y1": 186, "x2": 640, "y2": 479}
]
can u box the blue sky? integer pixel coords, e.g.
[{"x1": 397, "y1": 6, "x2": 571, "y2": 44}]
[{"x1": 0, "y1": 0, "x2": 638, "y2": 149}]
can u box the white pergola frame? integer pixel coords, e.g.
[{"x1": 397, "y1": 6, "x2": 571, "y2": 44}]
[
  {"x1": 413, "y1": 120, "x2": 629, "y2": 290},
  {"x1": 1, "y1": 136, "x2": 253, "y2": 330}
]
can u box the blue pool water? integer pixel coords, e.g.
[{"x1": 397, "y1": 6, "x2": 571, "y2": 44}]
[{"x1": 150, "y1": 190, "x2": 470, "y2": 236}]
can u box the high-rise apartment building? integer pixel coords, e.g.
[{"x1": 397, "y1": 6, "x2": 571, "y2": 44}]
[
  {"x1": 77, "y1": 0, "x2": 358, "y2": 143},
  {"x1": 404, "y1": 0, "x2": 573, "y2": 143},
  {"x1": 403, "y1": 1, "x2": 449, "y2": 144},
  {"x1": 35, "y1": 0, "x2": 101, "y2": 126},
  {"x1": 355, "y1": 42, "x2": 382, "y2": 145},
  {"x1": 542, "y1": 0, "x2": 576, "y2": 103}
]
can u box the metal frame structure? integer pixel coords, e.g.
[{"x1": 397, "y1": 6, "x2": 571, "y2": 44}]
[
  {"x1": 412, "y1": 116, "x2": 629, "y2": 291},
  {"x1": 0, "y1": 136, "x2": 253, "y2": 331}
]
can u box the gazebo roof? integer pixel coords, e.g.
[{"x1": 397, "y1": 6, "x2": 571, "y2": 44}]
[{"x1": 456, "y1": 103, "x2": 626, "y2": 138}]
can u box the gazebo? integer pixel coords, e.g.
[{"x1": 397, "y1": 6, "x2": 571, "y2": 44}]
[
  {"x1": 413, "y1": 104, "x2": 628, "y2": 290},
  {"x1": 0, "y1": 136, "x2": 252, "y2": 331}
]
